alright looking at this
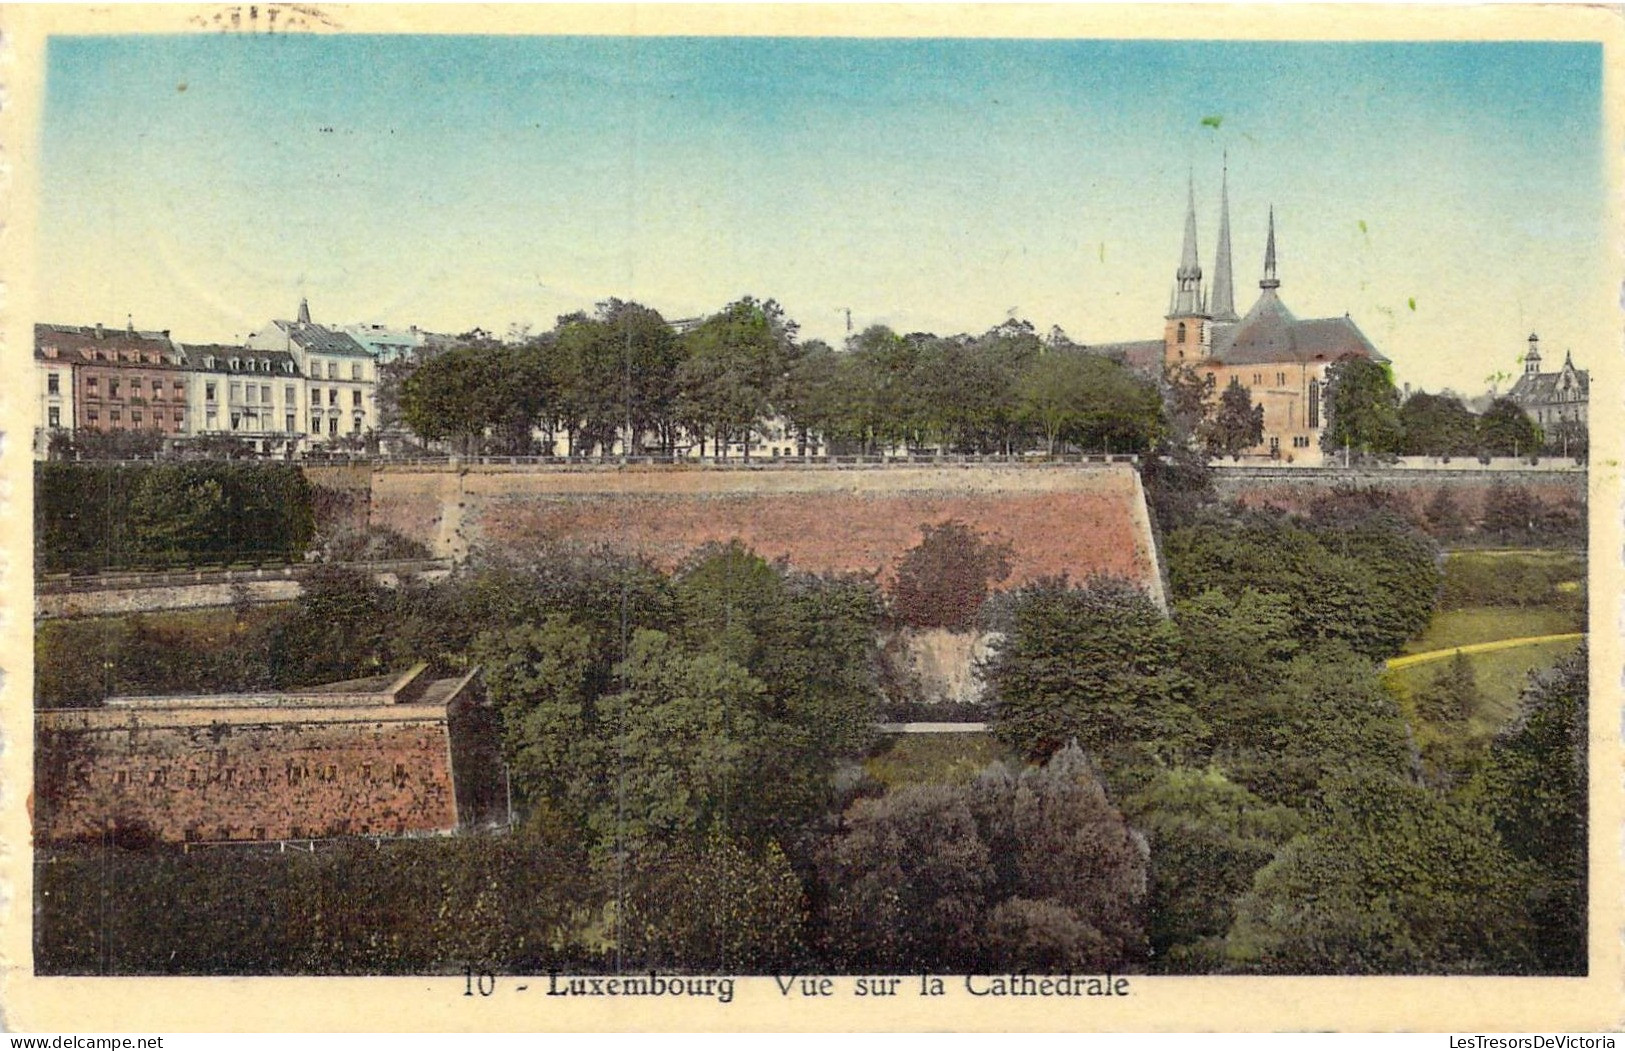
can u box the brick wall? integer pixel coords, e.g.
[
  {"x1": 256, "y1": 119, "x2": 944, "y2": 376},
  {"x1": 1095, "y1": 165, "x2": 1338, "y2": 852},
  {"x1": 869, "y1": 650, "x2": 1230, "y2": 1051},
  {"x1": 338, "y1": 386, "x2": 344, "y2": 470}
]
[
  {"x1": 35, "y1": 706, "x2": 460, "y2": 844},
  {"x1": 361, "y1": 464, "x2": 1165, "y2": 601}
]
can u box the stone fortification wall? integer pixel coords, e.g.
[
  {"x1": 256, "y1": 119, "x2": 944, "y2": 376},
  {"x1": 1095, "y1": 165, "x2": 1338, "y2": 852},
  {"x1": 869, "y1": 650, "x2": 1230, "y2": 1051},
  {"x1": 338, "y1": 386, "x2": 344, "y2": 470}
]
[
  {"x1": 365, "y1": 463, "x2": 1166, "y2": 604},
  {"x1": 1211, "y1": 466, "x2": 1586, "y2": 521},
  {"x1": 35, "y1": 704, "x2": 460, "y2": 845}
]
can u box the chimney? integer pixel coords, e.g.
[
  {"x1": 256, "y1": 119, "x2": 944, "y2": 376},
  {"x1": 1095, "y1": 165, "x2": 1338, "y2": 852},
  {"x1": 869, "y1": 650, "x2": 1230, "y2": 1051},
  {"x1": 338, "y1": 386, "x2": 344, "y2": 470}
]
[{"x1": 94, "y1": 323, "x2": 104, "y2": 339}]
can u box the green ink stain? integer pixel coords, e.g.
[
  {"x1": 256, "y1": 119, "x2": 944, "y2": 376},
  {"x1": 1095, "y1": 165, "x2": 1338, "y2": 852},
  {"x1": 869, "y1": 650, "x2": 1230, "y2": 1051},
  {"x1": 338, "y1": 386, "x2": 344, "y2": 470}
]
[
  {"x1": 1099, "y1": 243, "x2": 1106, "y2": 263},
  {"x1": 1408, "y1": 297, "x2": 1417, "y2": 311},
  {"x1": 177, "y1": 82, "x2": 188, "y2": 93},
  {"x1": 1358, "y1": 219, "x2": 1368, "y2": 235},
  {"x1": 1201, "y1": 115, "x2": 1223, "y2": 129}
]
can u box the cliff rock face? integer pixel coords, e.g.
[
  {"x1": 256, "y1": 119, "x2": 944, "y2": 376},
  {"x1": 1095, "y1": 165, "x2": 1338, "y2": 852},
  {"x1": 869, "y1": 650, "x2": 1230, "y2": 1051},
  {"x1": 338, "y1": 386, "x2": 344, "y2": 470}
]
[{"x1": 884, "y1": 627, "x2": 1000, "y2": 707}]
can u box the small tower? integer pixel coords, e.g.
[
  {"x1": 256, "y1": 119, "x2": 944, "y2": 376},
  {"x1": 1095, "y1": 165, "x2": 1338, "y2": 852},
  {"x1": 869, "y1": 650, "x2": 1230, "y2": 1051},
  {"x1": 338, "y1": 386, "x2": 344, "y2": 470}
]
[
  {"x1": 1211, "y1": 155, "x2": 1239, "y2": 324},
  {"x1": 1164, "y1": 174, "x2": 1211, "y2": 366},
  {"x1": 1525, "y1": 333, "x2": 1542, "y2": 375},
  {"x1": 297, "y1": 297, "x2": 312, "y2": 326},
  {"x1": 1260, "y1": 207, "x2": 1281, "y2": 293}
]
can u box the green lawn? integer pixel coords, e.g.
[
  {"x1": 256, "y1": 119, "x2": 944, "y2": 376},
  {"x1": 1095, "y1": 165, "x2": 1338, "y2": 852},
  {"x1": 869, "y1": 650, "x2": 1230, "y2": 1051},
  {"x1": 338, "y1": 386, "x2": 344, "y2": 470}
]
[
  {"x1": 1402, "y1": 607, "x2": 1583, "y2": 655},
  {"x1": 1385, "y1": 637, "x2": 1582, "y2": 735},
  {"x1": 864, "y1": 733, "x2": 1011, "y2": 789}
]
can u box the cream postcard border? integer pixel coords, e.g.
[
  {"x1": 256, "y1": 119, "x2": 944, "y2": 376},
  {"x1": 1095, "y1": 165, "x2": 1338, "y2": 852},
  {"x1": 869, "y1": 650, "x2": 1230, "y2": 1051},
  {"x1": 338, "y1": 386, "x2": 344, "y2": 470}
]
[{"x1": 0, "y1": 3, "x2": 1620, "y2": 1032}]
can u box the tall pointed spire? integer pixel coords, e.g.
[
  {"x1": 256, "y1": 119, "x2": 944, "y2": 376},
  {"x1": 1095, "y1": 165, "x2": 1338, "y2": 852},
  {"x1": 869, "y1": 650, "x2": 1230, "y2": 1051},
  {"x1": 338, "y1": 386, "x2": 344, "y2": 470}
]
[
  {"x1": 1170, "y1": 171, "x2": 1206, "y2": 317},
  {"x1": 1260, "y1": 206, "x2": 1280, "y2": 291},
  {"x1": 297, "y1": 296, "x2": 312, "y2": 325},
  {"x1": 1211, "y1": 154, "x2": 1238, "y2": 323}
]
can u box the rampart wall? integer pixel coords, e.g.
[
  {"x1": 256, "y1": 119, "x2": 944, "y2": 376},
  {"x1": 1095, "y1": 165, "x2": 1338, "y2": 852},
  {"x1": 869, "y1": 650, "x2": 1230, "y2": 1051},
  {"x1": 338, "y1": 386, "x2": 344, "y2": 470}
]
[
  {"x1": 1210, "y1": 465, "x2": 1587, "y2": 521},
  {"x1": 363, "y1": 463, "x2": 1166, "y2": 604},
  {"x1": 35, "y1": 705, "x2": 460, "y2": 845}
]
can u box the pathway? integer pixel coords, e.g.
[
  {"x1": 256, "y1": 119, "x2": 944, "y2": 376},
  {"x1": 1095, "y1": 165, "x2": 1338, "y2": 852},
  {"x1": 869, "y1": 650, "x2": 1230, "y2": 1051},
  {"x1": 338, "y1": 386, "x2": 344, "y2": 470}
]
[{"x1": 1385, "y1": 633, "x2": 1585, "y2": 671}]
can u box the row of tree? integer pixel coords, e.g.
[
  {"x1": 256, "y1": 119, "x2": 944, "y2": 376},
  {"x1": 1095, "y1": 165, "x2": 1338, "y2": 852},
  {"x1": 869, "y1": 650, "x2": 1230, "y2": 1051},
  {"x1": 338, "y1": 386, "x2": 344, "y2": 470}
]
[
  {"x1": 392, "y1": 301, "x2": 1165, "y2": 457},
  {"x1": 391, "y1": 297, "x2": 1567, "y2": 464}
]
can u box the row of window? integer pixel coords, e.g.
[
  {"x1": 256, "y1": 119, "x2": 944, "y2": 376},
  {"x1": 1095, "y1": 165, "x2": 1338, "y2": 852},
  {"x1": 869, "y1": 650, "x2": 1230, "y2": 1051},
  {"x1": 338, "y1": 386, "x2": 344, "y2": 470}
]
[
  {"x1": 77, "y1": 375, "x2": 186, "y2": 398},
  {"x1": 203, "y1": 355, "x2": 297, "y2": 375},
  {"x1": 84, "y1": 408, "x2": 185, "y2": 426},
  {"x1": 310, "y1": 359, "x2": 366, "y2": 381},
  {"x1": 200, "y1": 382, "x2": 365, "y2": 409}
]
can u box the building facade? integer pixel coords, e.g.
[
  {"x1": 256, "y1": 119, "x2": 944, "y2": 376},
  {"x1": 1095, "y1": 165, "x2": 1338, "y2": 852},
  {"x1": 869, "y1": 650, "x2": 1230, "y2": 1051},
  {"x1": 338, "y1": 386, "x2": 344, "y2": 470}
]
[
  {"x1": 1099, "y1": 171, "x2": 1389, "y2": 465},
  {"x1": 247, "y1": 299, "x2": 379, "y2": 445},
  {"x1": 34, "y1": 322, "x2": 192, "y2": 454},
  {"x1": 180, "y1": 344, "x2": 306, "y2": 455},
  {"x1": 34, "y1": 664, "x2": 506, "y2": 846},
  {"x1": 1508, "y1": 333, "x2": 1588, "y2": 439}
]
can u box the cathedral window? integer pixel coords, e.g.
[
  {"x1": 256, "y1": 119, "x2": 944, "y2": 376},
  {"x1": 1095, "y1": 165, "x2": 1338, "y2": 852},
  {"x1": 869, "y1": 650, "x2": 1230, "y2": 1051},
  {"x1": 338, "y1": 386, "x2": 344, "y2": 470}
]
[
  {"x1": 1308, "y1": 381, "x2": 1321, "y2": 428},
  {"x1": 1176, "y1": 322, "x2": 1187, "y2": 344}
]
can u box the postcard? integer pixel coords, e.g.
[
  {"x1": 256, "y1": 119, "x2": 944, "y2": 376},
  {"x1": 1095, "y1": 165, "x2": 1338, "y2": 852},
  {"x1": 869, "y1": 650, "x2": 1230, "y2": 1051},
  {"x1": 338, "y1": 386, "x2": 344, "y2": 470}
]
[{"x1": 2, "y1": 3, "x2": 1621, "y2": 1034}]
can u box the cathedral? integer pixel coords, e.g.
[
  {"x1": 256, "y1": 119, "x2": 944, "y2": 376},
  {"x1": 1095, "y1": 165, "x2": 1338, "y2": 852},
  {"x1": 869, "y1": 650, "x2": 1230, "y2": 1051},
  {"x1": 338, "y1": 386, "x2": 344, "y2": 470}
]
[{"x1": 1099, "y1": 168, "x2": 1389, "y2": 466}]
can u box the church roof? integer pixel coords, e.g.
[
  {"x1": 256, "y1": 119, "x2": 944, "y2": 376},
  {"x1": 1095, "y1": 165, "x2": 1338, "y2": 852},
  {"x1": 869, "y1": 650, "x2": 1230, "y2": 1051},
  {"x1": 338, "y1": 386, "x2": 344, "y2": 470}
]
[
  {"x1": 1509, "y1": 363, "x2": 1588, "y2": 404},
  {"x1": 1211, "y1": 290, "x2": 1386, "y2": 367}
]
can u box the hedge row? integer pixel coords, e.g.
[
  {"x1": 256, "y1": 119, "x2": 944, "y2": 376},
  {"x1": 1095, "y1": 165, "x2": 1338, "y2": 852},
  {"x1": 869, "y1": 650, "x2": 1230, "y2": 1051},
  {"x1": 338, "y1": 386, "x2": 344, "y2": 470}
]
[{"x1": 36, "y1": 462, "x2": 316, "y2": 574}]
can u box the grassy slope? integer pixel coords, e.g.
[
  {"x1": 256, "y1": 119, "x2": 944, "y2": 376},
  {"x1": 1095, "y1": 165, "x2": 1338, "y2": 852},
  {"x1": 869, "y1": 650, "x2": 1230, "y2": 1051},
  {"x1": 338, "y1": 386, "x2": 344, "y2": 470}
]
[
  {"x1": 1386, "y1": 637, "x2": 1582, "y2": 734},
  {"x1": 1401, "y1": 608, "x2": 1583, "y2": 654},
  {"x1": 864, "y1": 733, "x2": 1011, "y2": 789}
]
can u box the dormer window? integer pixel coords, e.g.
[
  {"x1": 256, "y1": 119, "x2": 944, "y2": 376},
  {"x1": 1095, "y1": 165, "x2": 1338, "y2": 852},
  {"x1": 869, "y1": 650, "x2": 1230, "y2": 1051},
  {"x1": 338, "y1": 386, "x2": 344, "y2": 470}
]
[
  {"x1": 282, "y1": 361, "x2": 294, "y2": 374},
  {"x1": 229, "y1": 357, "x2": 241, "y2": 370},
  {"x1": 204, "y1": 356, "x2": 216, "y2": 369}
]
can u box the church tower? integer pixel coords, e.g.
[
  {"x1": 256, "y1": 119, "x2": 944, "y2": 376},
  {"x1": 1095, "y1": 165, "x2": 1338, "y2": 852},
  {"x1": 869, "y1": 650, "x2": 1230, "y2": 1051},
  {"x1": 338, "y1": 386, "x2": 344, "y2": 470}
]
[
  {"x1": 1164, "y1": 175, "x2": 1211, "y2": 367},
  {"x1": 1525, "y1": 333, "x2": 1542, "y2": 375},
  {"x1": 1210, "y1": 157, "x2": 1240, "y2": 324}
]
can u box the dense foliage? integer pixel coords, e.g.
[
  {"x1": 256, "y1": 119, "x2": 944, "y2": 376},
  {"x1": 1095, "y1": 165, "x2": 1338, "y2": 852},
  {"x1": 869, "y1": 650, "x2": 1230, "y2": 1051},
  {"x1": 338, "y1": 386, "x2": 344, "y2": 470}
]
[
  {"x1": 35, "y1": 482, "x2": 1587, "y2": 976},
  {"x1": 818, "y1": 743, "x2": 1148, "y2": 972},
  {"x1": 37, "y1": 462, "x2": 316, "y2": 573}
]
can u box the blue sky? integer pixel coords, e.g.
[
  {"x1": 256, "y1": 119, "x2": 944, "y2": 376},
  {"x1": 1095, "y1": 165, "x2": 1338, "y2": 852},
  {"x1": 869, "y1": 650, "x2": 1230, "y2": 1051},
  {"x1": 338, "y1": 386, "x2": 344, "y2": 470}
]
[{"x1": 38, "y1": 35, "x2": 1605, "y2": 393}]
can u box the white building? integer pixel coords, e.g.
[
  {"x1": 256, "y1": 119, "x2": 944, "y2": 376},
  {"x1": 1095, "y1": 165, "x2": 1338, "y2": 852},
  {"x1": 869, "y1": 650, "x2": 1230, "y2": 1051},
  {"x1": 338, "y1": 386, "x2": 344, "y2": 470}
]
[
  {"x1": 246, "y1": 299, "x2": 378, "y2": 445},
  {"x1": 180, "y1": 344, "x2": 305, "y2": 456}
]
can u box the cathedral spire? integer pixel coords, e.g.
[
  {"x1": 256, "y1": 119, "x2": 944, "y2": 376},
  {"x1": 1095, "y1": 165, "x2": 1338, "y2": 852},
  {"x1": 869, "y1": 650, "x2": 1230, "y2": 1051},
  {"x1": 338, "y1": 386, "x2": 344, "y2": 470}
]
[
  {"x1": 1260, "y1": 206, "x2": 1280, "y2": 291},
  {"x1": 1170, "y1": 172, "x2": 1205, "y2": 317},
  {"x1": 1211, "y1": 154, "x2": 1238, "y2": 323}
]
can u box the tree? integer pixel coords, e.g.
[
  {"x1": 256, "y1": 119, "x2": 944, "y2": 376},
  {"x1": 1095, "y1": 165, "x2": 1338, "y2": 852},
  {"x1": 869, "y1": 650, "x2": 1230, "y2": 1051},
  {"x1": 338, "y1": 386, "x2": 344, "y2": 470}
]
[
  {"x1": 1423, "y1": 486, "x2": 1469, "y2": 541},
  {"x1": 968, "y1": 742, "x2": 1149, "y2": 968},
  {"x1": 1414, "y1": 650, "x2": 1478, "y2": 726},
  {"x1": 983, "y1": 576, "x2": 1196, "y2": 773},
  {"x1": 1479, "y1": 647, "x2": 1587, "y2": 974},
  {"x1": 1477, "y1": 397, "x2": 1543, "y2": 458},
  {"x1": 1480, "y1": 480, "x2": 1540, "y2": 543},
  {"x1": 398, "y1": 344, "x2": 509, "y2": 452},
  {"x1": 1224, "y1": 774, "x2": 1533, "y2": 974},
  {"x1": 676, "y1": 298, "x2": 795, "y2": 458},
  {"x1": 594, "y1": 629, "x2": 771, "y2": 849},
  {"x1": 1227, "y1": 646, "x2": 1416, "y2": 807},
  {"x1": 470, "y1": 615, "x2": 604, "y2": 829},
  {"x1": 1017, "y1": 351, "x2": 1162, "y2": 454},
  {"x1": 1122, "y1": 765, "x2": 1301, "y2": 970},
  {"x1": 888, "y1": 520, "x2": 1013, "y2": 632},
  {"x1": 1202, "y1": 377, "x2": 1265, "y2": 460},
  {"x1": 820, "y1": 782, "x2": 994, "y2": 971},
  {"x1": 551, "y1": 301, "x2": 682, "y2": 455},
  {"x1": 1399, "y1": 391, "x2": 1477, "y2": 458},
  {"x1": 1321, "y1": 355, "x2": 1403, "y2": 458},
  {"x1": 1160, "y1": 364, "x2": 1216, "y2": 456}
]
